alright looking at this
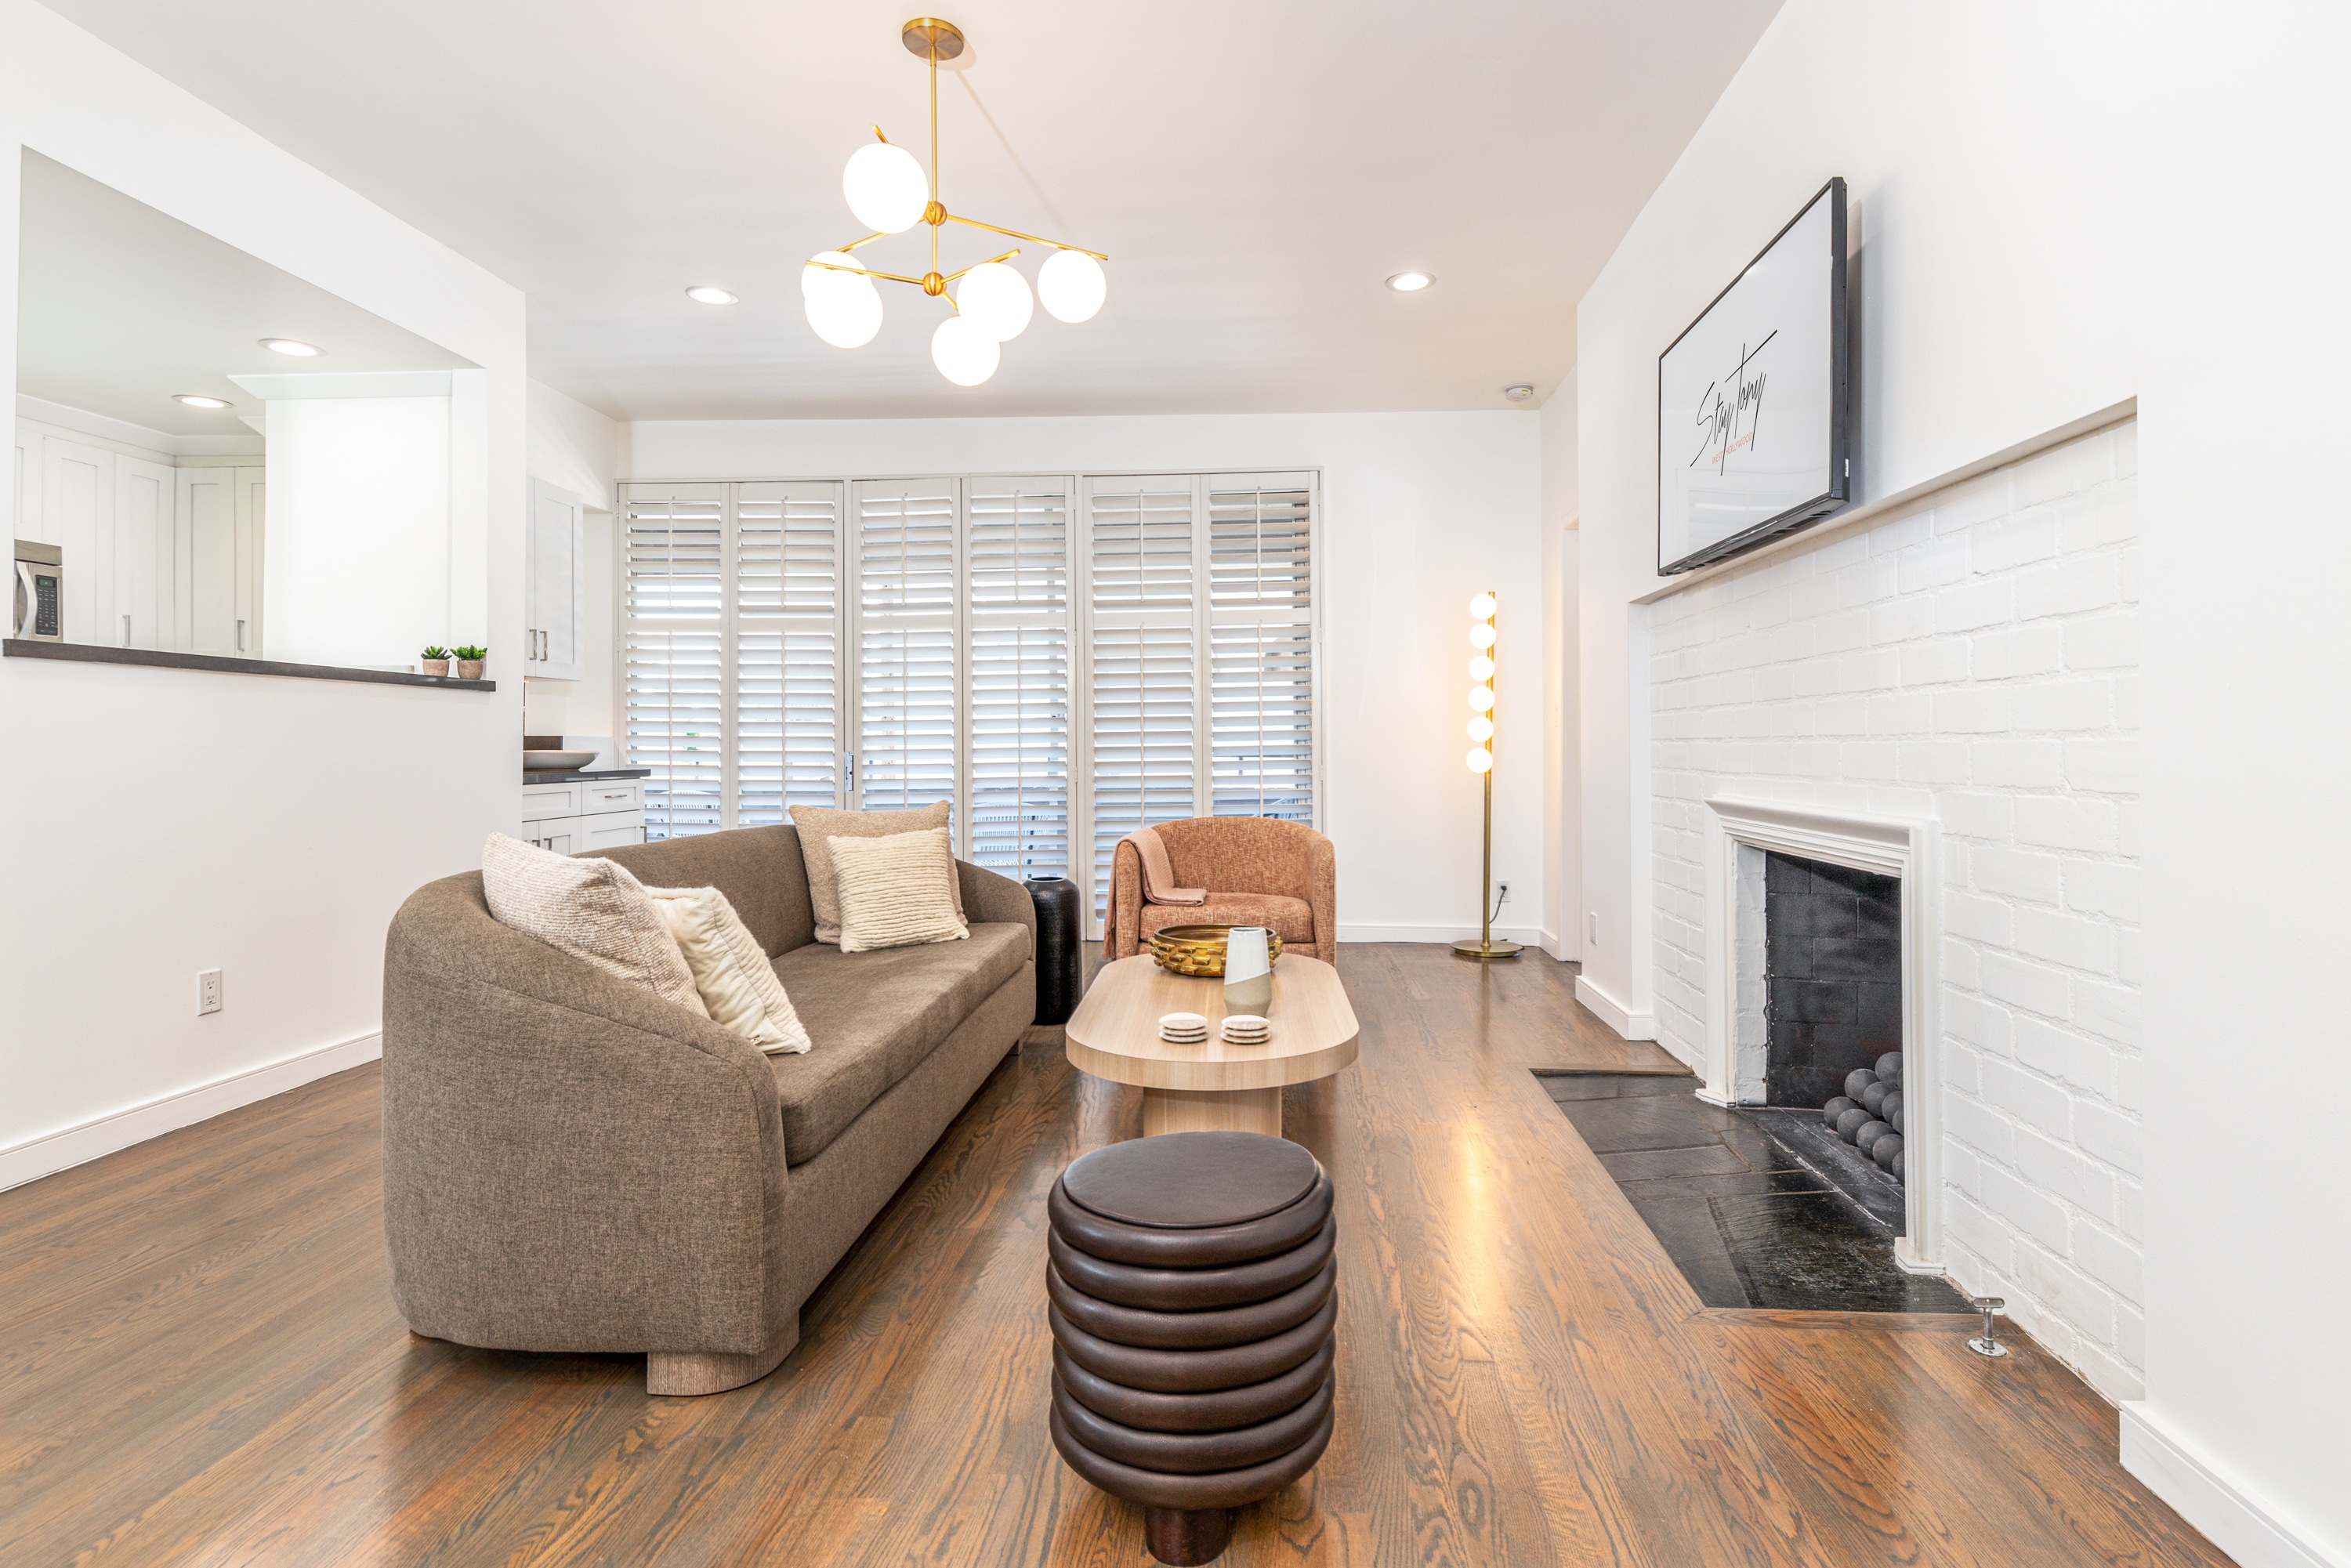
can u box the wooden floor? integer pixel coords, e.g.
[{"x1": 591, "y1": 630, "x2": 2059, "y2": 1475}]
[{"x1": 1, "y1": 946, "x2": 2228, "y2": 1567}]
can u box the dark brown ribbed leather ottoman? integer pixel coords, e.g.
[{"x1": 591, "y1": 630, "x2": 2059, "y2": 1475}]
[{"x1": 1048, "y1": 1131, "x2": 1338, "y2": 1566}]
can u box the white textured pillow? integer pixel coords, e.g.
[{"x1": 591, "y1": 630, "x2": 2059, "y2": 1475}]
[
  {"x1": 645, "y1": 885, "x2": 813, "y2": 1054},
  {"x1": 831, "y1": 827, "x2": 970, "y2": 953},
  {"x1": 480, "y1": 834, "x2": 708, "y2": 1017}
]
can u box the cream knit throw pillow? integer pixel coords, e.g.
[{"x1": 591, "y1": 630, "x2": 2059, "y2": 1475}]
[
  {"x1": 480, "y1": 834, "x2": 708, "y2": 1017},
  {"x1": 831, "y1": 827, "x2": 970, "y2": 953},
  {"x1": 788, "y1": 801, "x2": 965, "y2": 944},
  {"x1": 646, "y1": 885, "x2": 814, "y2": 1054}
]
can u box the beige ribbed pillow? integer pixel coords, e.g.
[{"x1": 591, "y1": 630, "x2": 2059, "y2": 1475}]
[
  {"x1": 645, "y1": 886, "x2": 814, "y2": 1053},
  {"x1": 480, "y1": 834, "x2": 708, "y2": 1017},
  {"x1": 789, "y1": 801, "x2": 964, "y2": 944},
  {"x1": 831, "y1": 827, "x2": 970, "y2": 953}
]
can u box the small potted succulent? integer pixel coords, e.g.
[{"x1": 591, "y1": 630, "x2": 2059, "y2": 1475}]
[
  {"x1": 453, "y1": 645, "x2": 487, "y2": 679},
  {"x1": 422, "y1": 646, "x2": 451, "y2": 677}
]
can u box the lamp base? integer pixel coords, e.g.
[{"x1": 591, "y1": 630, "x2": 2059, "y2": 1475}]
[{"x1": 1451, "y1": 938, "x2": 1523, "y2": 961}]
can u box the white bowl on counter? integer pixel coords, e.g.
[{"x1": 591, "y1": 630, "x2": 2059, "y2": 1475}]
[{"x1": 523, "y1": 750, "x2": 598, "y2": 772}]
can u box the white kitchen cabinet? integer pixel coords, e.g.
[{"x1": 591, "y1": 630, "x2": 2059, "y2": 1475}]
[
  {"x1": 520, "y1": 777, "x2": 643, "y2": 853},
  {"x1": 113, "y1": 455, "x2": 176, "y2": 650},
  {"x1": 179, "y1": 466, "x2": 265, "y2": 656},
  {"x1": 525, "y1": 480, "x2": 585, "y2": 679}
]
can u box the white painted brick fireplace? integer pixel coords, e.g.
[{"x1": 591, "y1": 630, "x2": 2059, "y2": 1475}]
[{"x1": 1646, "y1": 419, "x2": 2143, "y2": 1401}]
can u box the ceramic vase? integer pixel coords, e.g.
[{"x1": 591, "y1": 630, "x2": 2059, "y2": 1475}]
[
  {"x1": 422, "y1": 659, "x2": 450, "y2": 677},
  {"x1": 457, "y1": 659, "x2": 485, "y2": 679},
  {"x1": 1223, "y1": 925, "x2": 1273, "y2": 1012}
]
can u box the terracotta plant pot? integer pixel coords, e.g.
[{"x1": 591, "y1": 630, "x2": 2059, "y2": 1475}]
[
  {"x1": 456, "y1": 659, "x2": 484, "y2": 680},
  {"x1": 422, "y1": 659, "x2": 450, "y2": 677}
]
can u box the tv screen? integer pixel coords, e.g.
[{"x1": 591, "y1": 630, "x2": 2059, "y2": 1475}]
[{"x1": 1657, "y1": 177, "x2": 1849, "y2": 575}]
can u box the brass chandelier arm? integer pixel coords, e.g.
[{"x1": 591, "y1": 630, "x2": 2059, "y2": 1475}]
[
  {"x1": 942, "y1": 211, "x2": 1109, "y2": 261},
  {"x1": 839, "y1": 231, "x2": 889, "y2": 252},
  {"x1": 940, "y1": 248, "x2": 1021, "y2": 284},
  {"x1": 808, "y1": 258, "x2": 934, "y2": 290}
]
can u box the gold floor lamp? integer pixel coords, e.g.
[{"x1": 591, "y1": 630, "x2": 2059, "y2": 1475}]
[{"x1": 1454, "y1": 589, "x2": 1522, "y2": 960}]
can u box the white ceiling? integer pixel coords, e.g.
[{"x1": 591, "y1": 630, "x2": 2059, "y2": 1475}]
[
  {"x1": 34, "y1": 0, "x2": 1784, "y2": 421},
  {"x1": 16, "y1": 151, "x2": 476, "y2": 438}
]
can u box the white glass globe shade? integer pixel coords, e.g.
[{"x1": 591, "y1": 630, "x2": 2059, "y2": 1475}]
[
  {"x1": 1469, "y1": 622, "x2": 1497, "y2": 650},
  {"x1": 1468, "y1": 686, "x2": 1494, "y2": 713},
  {"x1": 843, "y1": 142, "x2": 929, "y2": 234},
  {"x1": 1467, "y1": 715, "x2": 1494, "y2": 742},
  {"x1": 803, "y1": 255, "x2": 882, "y2": 348},
  {"x1": 1467, "y1": 747, "x2": 1494, "y2": 773},
  {"x1": 932, "y1": 313, "x2": 1002, "y2": 386},
  {"x1": 1470, "y1": 592, "x2": 1497, "y2": 618},
  {"x1": 1468, "y1": 654, "x2": 1494, "y2": 681},
  {"x1": 956, "y1": 262, "x2": 1034, "y2": 342},
  {"x1": 1038, "y1": 248, "x2": 1107, "y2": 324},
  {"x1": 804, "y1": 251, "x2": 861, "y2": 298}
]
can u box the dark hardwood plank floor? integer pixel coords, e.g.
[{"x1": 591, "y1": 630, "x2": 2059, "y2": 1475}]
[{"x1": 0, "y1": 946, "x2": 2227, "y2": 1566}]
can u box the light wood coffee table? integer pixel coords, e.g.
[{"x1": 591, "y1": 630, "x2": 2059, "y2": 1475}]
[{"x1": 1064, "y1": 954, "x2": 1361, "y2": 1139}]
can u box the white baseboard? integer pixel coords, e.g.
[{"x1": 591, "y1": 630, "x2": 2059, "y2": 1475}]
[
  {"x1": 1335, "y1": 923, "x2": 1545, "y2": 946},
  {"x1": 2120, "y1": 1403, "x2": 2342, "y2": 1568},
  {"x1": 1573, "y1": 972, "x2": 1656, "y2": 1040},
  {"x1": 0, "y1": 1030, "x2": 383, "y2": 1193}
]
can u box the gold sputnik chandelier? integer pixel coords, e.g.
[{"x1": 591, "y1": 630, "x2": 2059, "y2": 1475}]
[{"x1": 803, "y1": 16, "x2": 1109, "y2": 386}]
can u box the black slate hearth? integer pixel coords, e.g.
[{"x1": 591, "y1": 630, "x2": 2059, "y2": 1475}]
[
  {"x1": 1764, "y1": 852, "x2": 1902, "y2": 1108},
  {"x1": 1535, "y1": 1071, "x2": 1966, "y2": 1314}
]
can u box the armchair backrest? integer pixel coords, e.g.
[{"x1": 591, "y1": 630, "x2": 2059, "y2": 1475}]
[{"x1": 1150, "y1": 816, "x2": 1323, "y2": 897}]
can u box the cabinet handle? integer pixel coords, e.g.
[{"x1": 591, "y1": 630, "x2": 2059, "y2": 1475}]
[
  {"x1": 121, "y1": 614, "x2": 132, "y2": 647},
  {"x1": 236, "y1": 618, "x2": 246, "y2": 654}
]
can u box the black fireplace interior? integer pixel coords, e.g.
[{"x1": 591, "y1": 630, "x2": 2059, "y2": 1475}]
[{"x1": 1764, "y1": 852, "x2": 1900, "y2": 1107}]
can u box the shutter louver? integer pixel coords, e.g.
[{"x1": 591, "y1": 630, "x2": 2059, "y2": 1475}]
[
  {"x1": 1087, "y1": 477, "x2": 1202, "y2": 917},
  {"x1": 968, "y1": 480, "x2": 1071, "y2": 876},
  {"x1": 1206, "y1": 477, "x2": 1316, "y2": 824},
  {"x1": 853, "y1": 482, "x2": 958, "y2": 813},
  {"x1": 737, "y1": 483, "x2": 840, "y2": 825},
  {"x1": 624, "y1": 487, "x2": 726, "y2": 837}
]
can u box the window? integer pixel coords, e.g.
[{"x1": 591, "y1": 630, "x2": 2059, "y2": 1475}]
[{"x1": 621, "y1": 470, "x2": 1316, "y2": 932}]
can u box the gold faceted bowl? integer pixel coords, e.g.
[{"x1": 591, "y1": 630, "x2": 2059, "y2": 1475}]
[{"x1": 1147, "y1": 924, "x2": 1284, "y2": 978}]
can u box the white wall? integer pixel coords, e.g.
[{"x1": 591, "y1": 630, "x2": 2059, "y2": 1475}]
[
  {"x1": 1575, "y1": 0, "x2": 2351, "y2": 1562},
  {"x1": 1649, "y1": 422, "x2": 2145, "y2": 1401},
  {"x1": 621, "y1": 411, "x2": 1545, "y2": 942},
  {"x1": 1539, "y1": 368, "x2": 1581, "y2": 960},
  {"x1": 263, "y1": 395, "x2": 451, "y2": 667},
  {"x1": 0, "y1": 0, "x2": 527, "y2": 1186},
  {"x1": 2124, "y1": 6, "x2": 2351, "y2": 1566}
]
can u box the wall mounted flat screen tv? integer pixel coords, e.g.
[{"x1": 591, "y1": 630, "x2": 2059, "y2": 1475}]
[{"x1": 1657, "y1": 177, "x2": 1849, "y2": 575}]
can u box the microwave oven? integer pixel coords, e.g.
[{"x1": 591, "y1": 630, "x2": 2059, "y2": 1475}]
[{"x1": 13, "y1": 540, "x2": 63, "y2": 642}]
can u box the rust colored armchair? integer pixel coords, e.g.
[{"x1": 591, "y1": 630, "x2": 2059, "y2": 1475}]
[{"x1": 1103, "y1": 817, "x2": 1337, "y2": 964}]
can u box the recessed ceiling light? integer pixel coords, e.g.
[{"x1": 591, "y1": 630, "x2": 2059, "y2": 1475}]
[
  {"x1": 175, "y1": 394, "x2": 231, "y2": 409},
  {"x1": 1504, "y1": 384, "x2": 1534, "y2": 403},
  {"x1": 260, "y1": 338, "x2": 321, "y2": 356},
  {"x1": 1386, "y1": 270, "x2": 1434, "y2": 292},
  {"x1": 686, "y1": 285, "x2": 740, "y2": 306}
]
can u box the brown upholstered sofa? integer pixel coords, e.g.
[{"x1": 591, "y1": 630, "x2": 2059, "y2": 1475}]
[
  {"x1": 379, "y1": 824, "x2": 1034, "y2": 1395},
  {"x1": 1101, "y1": 817, "x2": 1337, "y2": 963}
]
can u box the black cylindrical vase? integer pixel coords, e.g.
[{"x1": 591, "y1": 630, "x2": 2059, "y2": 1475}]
[{"x1": 1027, "y1": 876, "x2": 1083, "y2": 1026}]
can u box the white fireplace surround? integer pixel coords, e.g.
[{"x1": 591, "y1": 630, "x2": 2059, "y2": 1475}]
[{"x1": 1701, "y1": 796, "x2": 1943, "y2": 1274}]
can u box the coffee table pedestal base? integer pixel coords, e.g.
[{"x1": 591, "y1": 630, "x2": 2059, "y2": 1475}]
[{"x1": 1141, "y1": 1085, "x2": 1281, "y2": 1137}]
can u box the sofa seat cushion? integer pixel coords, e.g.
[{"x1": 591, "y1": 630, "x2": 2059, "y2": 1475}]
[
  {"x1": 1136, "y1": 894, "x2": 1315, "y2": 948},
  {"x1": 767, "y1": 922, "x2": 1030, "y2": 1164}
]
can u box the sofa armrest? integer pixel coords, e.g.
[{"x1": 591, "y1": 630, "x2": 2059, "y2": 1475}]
[
  {"x1": 380, "y1": 873, "x2": 792, "y2": 1358},
  {"x1": 957, "y1": 858, "x2": 1038, "y2": 960}
]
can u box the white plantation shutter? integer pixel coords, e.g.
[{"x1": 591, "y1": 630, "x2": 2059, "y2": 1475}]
[
  {"x1": 967, "y1": 479, "x2": 1071, "y2": 876},
  {"x1": 735, "y1": 482, "x2": 841, "y2": 825},
  {"x1": 1208, "y1": 477, "x2": 1316, "y2": 821},
  {"x1": 1085, "y1": 478, "x2": 1201, "y2": 918},
  {"x1": 622, "y1": 469, "x2": 1313, "y2": 927},
  {"x1": 852, "y1": 480, "x2": 958, "y2": 813},
  {"x1": 624, "y1": 485, "x2": 726, "y2": 836}
]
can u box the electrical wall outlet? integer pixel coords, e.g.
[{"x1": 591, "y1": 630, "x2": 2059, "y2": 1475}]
[
  {"x1": 1588, "y1": 912, "x2": 1600, "y2": 946},
  {"x1": 197, "y1": 969, "x2": 223, "y2": 1016},
  {"x1": 1495, "y1": 881, "x2": 1512, "y2": 904}
]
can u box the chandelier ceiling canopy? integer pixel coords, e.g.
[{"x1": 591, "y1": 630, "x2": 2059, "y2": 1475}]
[{"x1": 805, "y1": 17, "x2": 1108, "y2": 386}]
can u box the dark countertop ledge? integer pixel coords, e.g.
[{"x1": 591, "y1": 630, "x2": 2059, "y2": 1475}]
[
  {"x1": 523, "y1": 767, "x2": 653, "y2": 784},
  {"x1": 5, "y1": 639, "x2": 497, "y2": 690}
]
